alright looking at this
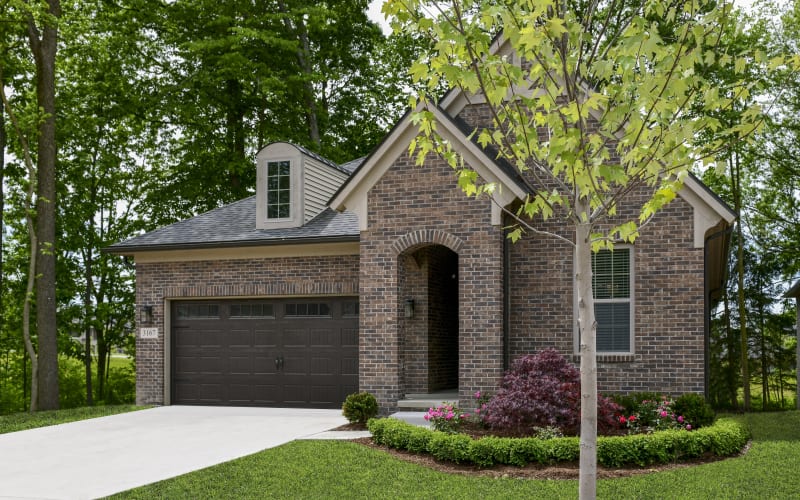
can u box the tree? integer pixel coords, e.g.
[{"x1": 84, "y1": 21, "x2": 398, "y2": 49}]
[
  {"x1": 26, "y1": 0, "x2": 61, "y2": 411},
  {"x1": 384, "y1": 0, "x2": 770, "y2": 496}
]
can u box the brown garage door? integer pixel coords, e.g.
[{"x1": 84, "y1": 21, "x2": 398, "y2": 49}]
[{"x1": 171, "y1": 298, "x2": 358, "y2": 408}]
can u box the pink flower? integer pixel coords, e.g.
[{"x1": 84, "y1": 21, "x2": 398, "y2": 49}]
[
  {"x1": 677, "y1": 416, "x2": 684, "y2": 423},
  {"x1": 660, "y1": 411, "x2": 668, "y2": 418},
  {"x1": 628, "y1": 415, "x2": 637, "y2": 422},
  {"x1": 424, "y1": 414, "x2": 430, "y2": 421},
  {"x1": 619, "y1": 416, "x2": 627, "y2": 424},
  {"x1": 474, "y1": 391, "x2": 481, "y2": 399},
  {"x1": 686, "y1": 424, "x2": 692, "y2": 430}
]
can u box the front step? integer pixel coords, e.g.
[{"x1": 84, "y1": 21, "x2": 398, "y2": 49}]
[{"x1": 396, "y1": 392, "x2": 460, "y2": 411}]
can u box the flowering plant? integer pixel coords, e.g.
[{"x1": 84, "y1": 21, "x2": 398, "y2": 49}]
[
  {"x1": 620, "y1": 397, "x2": 692, "y2": 434},
  {"x1": 423, "y1": 402, "x2": 467, "y2": 433}
]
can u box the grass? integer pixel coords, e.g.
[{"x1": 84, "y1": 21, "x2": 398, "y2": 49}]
[
  {"x1": 109, "y1": 411, "x2": 800, "y2": 499},
  {"x1": 0, "y1": 405, "x2": 145, "y2": 435}
]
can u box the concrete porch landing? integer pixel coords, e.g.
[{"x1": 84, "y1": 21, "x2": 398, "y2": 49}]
[{"x1": 396, "y1": 390, "x2": 459, "y2": 411}]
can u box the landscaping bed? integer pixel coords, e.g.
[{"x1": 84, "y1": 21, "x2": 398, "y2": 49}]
[{"x1": 366, "y1": 417, "x2": 750, "y2": 470}]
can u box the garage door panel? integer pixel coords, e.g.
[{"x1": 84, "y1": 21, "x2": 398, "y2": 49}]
[
  {"x1": 228, "y1": 329, "x2": 252, "y2": 347},
  {"x1": 198, "y1": 384, "x2": 223, "y2": 401},
  {"x1": 200, "y1": 330, "x2": 223, "y2": 347},
  {"x1": 283, "y1": 355, "x2": 308, "y2": 375},
  {"x1": 283, "y1": 329, "x2": 307, "y2": 347},
  {"x1": 341, "y1": 328, "x2": 358, "y2": 347},
  {"x1": 310, "y1": 357, "x2": 333, "y2": 375},
  {"x1": 199, "y1": 356, "x2": 224, "y2": 374},
  {"x1": 310, "y1": 329, "x2": 336, "y2": 347},
  {"x1": 341, "y1": 356, "x2": 358, "y2": 376},
  {"x1": 229, "y1": 356, "x2": 252, "y2": 375},
  {"x1": 172, "y1": 298, "x2": 357, "y2": 408},
  {"x1": 253, "y1": 330, "x2": 277, "y2": 347}
]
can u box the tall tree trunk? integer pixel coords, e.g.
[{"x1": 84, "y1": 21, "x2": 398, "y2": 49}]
[
  {"x1": 277, "y1": 1, "x2": 321, "y2": 148},
  {"x1": 575, "y1": 213, "x2": 597, "y2": 500},
  {"x1": 0, "y1": 71, "x2": 40, "y2": 412},
  {"x1": 758, "y1": 274, "x2": 768, "y2": 409},
  {"x1": 27, "y1": 0, "x2": 61, "y2": 411},
  {"x1": 84, "y1": 170, "x2": 96, "y2": 405},
  {"x1": 731, "y1": 151, "x2": 749, "y2": 411},
  {"x1": 723, "y1": 287, "x2": 738, "y2": 409},
  {"x1": 0, "y1": 103, "x2": 5, "y2": 324}
]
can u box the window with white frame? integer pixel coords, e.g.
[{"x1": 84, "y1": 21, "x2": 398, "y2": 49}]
[
  {"x1": 592, "y1": 247, "x2": 633, "y2": 352},
  {"x1": 266, "y1": 160, "x2": 291, "y2": 219}
]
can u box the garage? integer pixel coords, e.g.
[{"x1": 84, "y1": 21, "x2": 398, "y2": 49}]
[{"x1": 171, "y1": 297, "x2": 358, "y2": 408}]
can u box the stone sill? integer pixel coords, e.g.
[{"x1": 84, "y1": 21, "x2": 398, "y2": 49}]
[{"x1": 572, "y1": 354, "x2": 636, "y2": 363}]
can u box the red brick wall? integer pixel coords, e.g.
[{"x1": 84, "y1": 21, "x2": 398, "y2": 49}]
[
  {"x1": 359, "y1": 151, "x2": 505, "y2": 411},
  {"x1": 507, "y1": 197, "x2": 705, "y2": 396},
  {"x1": 458, "y1": 101, "x2": 707, "y2": 396},
  {"x1": 134, "y1": 255, "x2": 359, "y2": 405}
]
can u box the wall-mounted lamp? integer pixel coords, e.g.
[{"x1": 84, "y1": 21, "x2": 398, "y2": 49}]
[
  {"x1": 404, "y1": 299, "x2": 415, "y2": 319},
  {"x1": 140, "y1": 305, "x2": 153, "y2": 325}
]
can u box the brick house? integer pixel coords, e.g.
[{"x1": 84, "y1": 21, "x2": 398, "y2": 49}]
[{"x1": 108, "y1": 57, "x2": 735, "y2": 414}]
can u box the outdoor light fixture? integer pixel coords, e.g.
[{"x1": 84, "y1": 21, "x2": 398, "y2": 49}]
[
  {"x1": 404, "y1": 298, "x2": 415, "y2": 319},
  {"x1": 140, "y1": 305, "x2": 154, "y2": 325}
]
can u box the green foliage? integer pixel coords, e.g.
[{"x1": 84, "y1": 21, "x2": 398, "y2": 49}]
[
  {"x1": 341, "y1": 392, "x2": 378, "y2": 424},
  {"x1": 369, "y1": 416, "x2": 745, "y2": 469},
  {"x1": 673, "y1": 393, "x2": 716, "y2": 429},
  {"x1": 610, "y1": 392, "x2": 665, "y2": 416}
]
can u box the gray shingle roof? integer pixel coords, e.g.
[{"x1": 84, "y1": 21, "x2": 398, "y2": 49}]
[{"x1": 106, "y1": 197, "x2": 359, "y2": 254}]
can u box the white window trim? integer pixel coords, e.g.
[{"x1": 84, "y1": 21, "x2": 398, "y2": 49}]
[
  {"x1": 573, "y1": 244, "x2": 635, "y2": 356},
  {"x1": 255, "y1": 150, "x2": 304, "y2": 229}
]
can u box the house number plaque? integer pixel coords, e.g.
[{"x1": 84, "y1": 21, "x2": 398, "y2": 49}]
[{"x1": 139, "y1": 327, "x2": 159, "y2": 339}]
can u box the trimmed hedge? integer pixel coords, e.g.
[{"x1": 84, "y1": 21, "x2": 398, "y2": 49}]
[{"x1": 367, "y1": 417, "x2": 749, "y2": 468}]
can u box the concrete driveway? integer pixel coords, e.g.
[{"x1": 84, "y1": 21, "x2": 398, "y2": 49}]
[{"x1": 0, "y1": 405, "x2": 348, "y2": 500}]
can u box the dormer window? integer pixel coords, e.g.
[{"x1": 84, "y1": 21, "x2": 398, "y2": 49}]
[
  {"x1": 255, "y1": 142, "x2": 351, "y2": 230},
  {"x1": 266, "y1": 161, "x2": 291, "y2": 219}
]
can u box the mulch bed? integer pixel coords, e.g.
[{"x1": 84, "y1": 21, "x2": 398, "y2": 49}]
[{"x1": 334, "y1": 422, "x2": 747, "y2": 480}]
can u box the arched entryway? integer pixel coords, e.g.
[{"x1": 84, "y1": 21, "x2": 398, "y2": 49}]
[{"x1": 398, "y1": 244, "x2": 459, "y2": 394}]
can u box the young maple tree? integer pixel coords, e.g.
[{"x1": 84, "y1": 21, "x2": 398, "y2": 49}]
[{"x1": 383, "y1": 0, "x2": 780, "y2": 497}]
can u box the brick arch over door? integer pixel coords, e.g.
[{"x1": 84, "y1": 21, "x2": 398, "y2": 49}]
[{"x1": 390, "y1": 229, "x2": 465, "y2": 256}]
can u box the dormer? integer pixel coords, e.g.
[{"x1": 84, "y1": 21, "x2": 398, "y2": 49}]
[{"x1": 255, "y1": 142, "x2": 350, "y2": 229}]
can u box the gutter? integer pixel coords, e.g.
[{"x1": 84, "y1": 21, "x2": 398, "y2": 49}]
[{"x1": 102, "y1": 234, "x2": 360, "y2": 256}]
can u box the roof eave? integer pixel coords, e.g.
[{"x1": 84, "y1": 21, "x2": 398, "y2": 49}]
[{"x1": 103, "y1": 234, "x2": 360, "y2": 256}]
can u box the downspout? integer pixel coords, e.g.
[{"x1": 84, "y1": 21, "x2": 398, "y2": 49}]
[
  {"x1": 503, "y1": 229, "x2": 510, "y2": 371},
  {"x1": 703, "y1": 225, "x2": 734, "y2": 400}
]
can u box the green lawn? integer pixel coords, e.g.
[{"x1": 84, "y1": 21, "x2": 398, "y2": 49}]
[
  {"x1": 0, "y1": 405, "x2": 144, "y2": 435},
  {"x1": 109, "y1": 411, "x2": 800, "y2": 499}
]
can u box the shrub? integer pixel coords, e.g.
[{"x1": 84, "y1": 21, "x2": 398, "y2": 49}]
[
  {"x1": 481, "y1": 348, "x2": 621, "y2": 436},
  {"x1": 620, "y1": 396, "x2": 691, "y2": 433},
  {"x1": 673, "y1": 393, "x2": 715, "y2": 429},
  {"x1": 342, "y1": 392, "x2": 378, "y2": 424},
  {"x1": 423, "y1": 402, "x2": 466, "y2": 433},
  {"x1": 365, "y1": 416, "x2": 747, "y2": 468},
  {"x1": 610, "y1": 391, "x2": 665, "y2": 416}
]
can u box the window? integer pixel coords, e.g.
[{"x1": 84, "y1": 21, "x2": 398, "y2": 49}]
[
  {"x1": 176, "y1": 304, "x2": 220, "y2": 320},
  {"x1": 592, "y1": 248, "x2": 633, "y2": 352},
  {"x1": 230, "y1": 303, "x2": 275, "y2": 319},
  {"x1": 266, "y1": 160, "x2": 291, "y2": 219},
  {"x1": 285, "y1": 302, "x2": 331, "y2": 317}
]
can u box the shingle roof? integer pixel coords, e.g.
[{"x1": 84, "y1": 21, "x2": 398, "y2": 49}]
[{"x1": 105, "y1": 197, "x2": 359, "y2": 254}]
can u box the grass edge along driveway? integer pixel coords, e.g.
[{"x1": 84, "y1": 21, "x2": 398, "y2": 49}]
[{"x1": 109, "y1": 411, "x2": 799, "y2": 499}]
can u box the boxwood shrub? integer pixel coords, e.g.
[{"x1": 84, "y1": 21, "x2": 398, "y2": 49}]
[{"x1": 366, "y1": 416, "x2": 748, "y2": 468}]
